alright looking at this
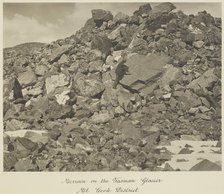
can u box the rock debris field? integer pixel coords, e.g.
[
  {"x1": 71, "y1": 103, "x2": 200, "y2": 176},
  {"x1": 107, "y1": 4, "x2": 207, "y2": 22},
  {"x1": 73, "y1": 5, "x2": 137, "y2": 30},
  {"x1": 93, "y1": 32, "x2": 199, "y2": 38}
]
[{"x1": 3, "y1": 2, "x2": 221, "y2": 171}]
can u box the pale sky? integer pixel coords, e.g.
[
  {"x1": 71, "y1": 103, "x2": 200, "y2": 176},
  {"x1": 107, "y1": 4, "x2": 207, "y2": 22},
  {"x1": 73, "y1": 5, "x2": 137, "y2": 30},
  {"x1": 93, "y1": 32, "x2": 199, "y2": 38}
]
[{"x1": 3, "y1": 2, "x2": 222, "y2": 48}]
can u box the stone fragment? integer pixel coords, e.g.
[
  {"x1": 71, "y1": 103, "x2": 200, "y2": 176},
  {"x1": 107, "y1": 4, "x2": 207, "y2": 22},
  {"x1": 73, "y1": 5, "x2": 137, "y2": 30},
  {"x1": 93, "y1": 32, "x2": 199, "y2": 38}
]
[
  {"x1": 91, "y1": 112, "x2": 111, "y2": 124},
  {"x1": 187, "y1": 68, "x2": 218, "y2": 92},
  {"x1": 190, "y1": 159, "x2": 221, "y2": 171},
  {"x1": 134, "y1": 3, "x2": 152, "y2": 16},
  {"x1": 91, "y1": 35, "x2": 112, "y2": 56},
  {"x1": 4, "y1": 152, "x2": 18, "y2": 171},
  {"x1": 158, "y1": 64, "x2": 180, "y2": 90},
  {"x1": 73, "y1": 73, "x2": 105, "y2": 98},
  {"x1": 45, "y1": 73, "x2": 70, "y2": 94},
  {"x1": 114, "y1": 12, "x2": 129, "y2": 24},
  {"x1": 18, "y1": 70, "x2": 37, "y2": 87},
  {"x1": 178, "y1": 148, "x2": 193, "y2": 154},
  {"x1": 92, "y1": 9, "x2": 113, "y2": 23},
  {"x1": 151, "y1": 2, "x2": 176, "y2": 14},
  {"x1": 5, "y1": 119, "x2": 30, "y2": 131},
  {"x1": 120, "y1": 53, "x2": 169, "y2": 92},
  {"x1": 35, "y1": 65, "x2": 48, "y2": 76},
  {"x1": 48, "y1": 45, "x2": 72, "y2": 63},
  {"x1": 14, "y1": 158, "x2": 38, "y2": 171},
  {"x1": 193, "y1": 41, "x2": 205, "y2": 48}
]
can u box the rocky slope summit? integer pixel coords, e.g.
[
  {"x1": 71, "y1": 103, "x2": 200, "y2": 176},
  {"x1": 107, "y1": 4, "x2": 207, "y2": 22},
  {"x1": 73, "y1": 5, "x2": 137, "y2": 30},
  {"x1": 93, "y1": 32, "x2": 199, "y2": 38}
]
[{"x1": 3, "y1": 2, "x2": 221, "y2": 171}]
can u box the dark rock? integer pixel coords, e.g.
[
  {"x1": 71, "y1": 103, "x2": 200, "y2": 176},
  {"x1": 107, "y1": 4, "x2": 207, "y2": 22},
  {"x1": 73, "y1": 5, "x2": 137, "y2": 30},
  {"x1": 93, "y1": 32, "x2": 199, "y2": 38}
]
[
  {"x1": 151, "y1": 2, "x2": 176, "y2": 14},
  {"x1": 75, "y1": 108, "x2": 92, "y2": 119},
  {"x1": 13, "y1": 78, "x2": 23, "y2": 99},
  {"x1": 91, "y1": 9, "x2": 113, "y2": 27},
  {"x1": 14, "y1": 158, "x2": 38, "y2": 171},
  {"x1": 134, "y1": 3, "x2": 152, "y2": 16},
  {"x1": 163, "y1": 163, "x2": 174, "y2": 171},
  {"x1": 47, "y1": 100, "x2": 73, "y2": 119},
  {"x1": 114, "y1": 12, "x2": 129, "y2": 24},
  {"x1": 4, "y1": 152, "x2": 18, "y2": 171},
  {"x1": 49, "y1": 128, "x2": 61, "y2": 141},
  {"x1": 119, "y1": 53, "x2": 170, "y2": 93},
  {"x1": 178, "y1": 148, "x2": 193, "y2": 154},
  {"x1": 16, "y1": 137, "x2": 38, "y2": 151},
  {"x1": 190, "y1": 159, "x2": 221, "y2": 171},
  {"x1": 91, "y1": 35, "x2": 112, "y2": 57}
]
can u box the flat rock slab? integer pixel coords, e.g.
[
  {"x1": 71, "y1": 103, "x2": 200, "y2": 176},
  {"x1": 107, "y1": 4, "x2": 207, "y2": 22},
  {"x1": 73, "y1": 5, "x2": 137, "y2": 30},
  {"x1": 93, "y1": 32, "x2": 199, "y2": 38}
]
[
  {"x1": 120, "y1": 53, "x2": 169, "y2": 90},
  {"x1": 5, "y1": 130, "x2": 48, "y2": 138}
]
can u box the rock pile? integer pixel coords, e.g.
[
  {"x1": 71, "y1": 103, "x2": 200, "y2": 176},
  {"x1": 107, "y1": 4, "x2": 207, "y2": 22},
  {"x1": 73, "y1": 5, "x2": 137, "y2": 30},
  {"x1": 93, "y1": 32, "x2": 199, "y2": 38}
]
[{"x1": 3, "y1": 2, "x2": 221, "y2": 171}]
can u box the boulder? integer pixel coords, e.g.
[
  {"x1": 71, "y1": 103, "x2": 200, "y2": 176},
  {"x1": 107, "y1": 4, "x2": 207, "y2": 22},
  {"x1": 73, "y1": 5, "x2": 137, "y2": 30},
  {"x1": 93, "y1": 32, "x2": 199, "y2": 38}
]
[
  {"x1": 18, "y1": 70, "x2": 37, "y2": 87},
  {"x1": 151, "y1": 2, "x2": 176, "y2": 14},
  {"x1": 73, "y1": 73, "x2": 105, "y2": 98},
  {"x1": 114, "y1": 12, "x2": 129, "y2": 24},
  {"x1": 47, "y1": 100, "x2": 73, "y2": 119},
  {"x1": 45, "y1": 73, "x2": 70, "y2": 94},
  {"x1": 48, "y1": 45, "x2": 72, "y2": 63},
  {"x1": 13, "y1": 78, "x2": 23, "y2": 99},
  {"x1": 190, "y1": 159, "x2": 221, "y2": 171},
  {"x1": 91, "y1": 35, "x2": 112, "y2": 56},
  {"x1": 5, "y1": 119, "x2": 30, "y2": 131},
  {"x1": 91, "y1": 9, "x2": 113, "y2": 26},
  {"x1": 120, "y1": 53, "x2": 169, "y2": 93},
  {"x1": 91, "y1": 111, "x2": 111, "y2": 124},
  {"x1": 14, "y1": 158, "x2": 38, "y2": 171},
  {"x1": 108, "y1": 24, "x2": 126, "y2": 40},
  {"x1": 35, "y1": 65, "x2": 48, "y2": 76},
  {"x1": 134, "y1": 3, "x2": 152, "y2": 16},
  {"x1": 4, "y1": 153, "x2": 18, "y2": 171},
  {"x1": 158, "y1": 64, "x2": 180, "y2": 90},
  {"x1": 55, "y1": 89, "x2": 71, "y2": 105},
  {"x1": 187, "y1": 68, "x2": 218, "y2": 92}
]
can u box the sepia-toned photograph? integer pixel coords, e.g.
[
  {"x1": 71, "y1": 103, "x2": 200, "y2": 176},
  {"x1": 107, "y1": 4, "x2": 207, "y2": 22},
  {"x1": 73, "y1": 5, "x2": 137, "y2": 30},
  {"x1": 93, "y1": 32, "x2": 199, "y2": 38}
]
[{"x1": 3, "y1": 1, "x2": 222, "y2": 172}]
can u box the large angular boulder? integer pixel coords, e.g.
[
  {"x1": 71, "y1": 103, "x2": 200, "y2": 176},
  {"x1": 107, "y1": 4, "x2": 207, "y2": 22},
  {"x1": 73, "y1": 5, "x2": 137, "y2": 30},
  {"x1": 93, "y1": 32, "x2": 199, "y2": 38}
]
[
  {"x1": 91, "y1": 35, "x2": 112, "y2": 57},
  {"x1": 151, "y1": 2, "x2": 176, "y2": 14},
  {"x1": 134, "y1": 3, "x2": 152, "y2": 16},
  {"x1": 119, "y1": 53, "x2": 170, "y2": 92},
  {"x1": 18, "y1": 70, "x2": 37, "y2": 87},
  {"x1": 114, "y1": 12, "x2": 129, "y2": 24},
  {"x1": 187, "y1": 68, "x2": 218, "y2": 92},
  {"x1": 91, "y1": 9, "x2": 113, "y2": 26},
  {"x1": 190, "y1": 159, "x2": 221, "y2": 171},
  {"x1": 73, "y1": 73, "x2": 105, "y2": 98},
  {"x1": 45, "y1": 73, "x2": 70, "y2": 94}
]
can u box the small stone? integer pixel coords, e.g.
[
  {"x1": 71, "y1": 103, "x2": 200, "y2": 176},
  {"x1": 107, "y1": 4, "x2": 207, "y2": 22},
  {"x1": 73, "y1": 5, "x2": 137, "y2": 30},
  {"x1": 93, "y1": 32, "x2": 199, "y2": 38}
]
[
  {"x1": 131, "y1": 120, "x2": 141, "y2": 126},
  {"x1": 49, "y1": 128, "x2": 61, "y2": 141},
  {"x1": 163, "y1": 93, "x2": 171, "y2": 99},
  {"x1": 35, "y1": 65, "x2": 48, "y2": 76},
  {"x1": 193, "y1": 41, "x2": 204, "y2": 49},
  {"x1": 178, "y1": 148, "x2": 193, "y2": 154},
  {"x1": 188, "y1": 107, "x2": 199, "y2": 114},
  {"x1": 75, "y1": 143, "x2": 93, "y2": 154},
  {"x1": 114, "y1": 106, "x2": 125, "y2": 116},
  {"x1": 91, "y1": 112, "x2": 111, "y2": 124}
]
